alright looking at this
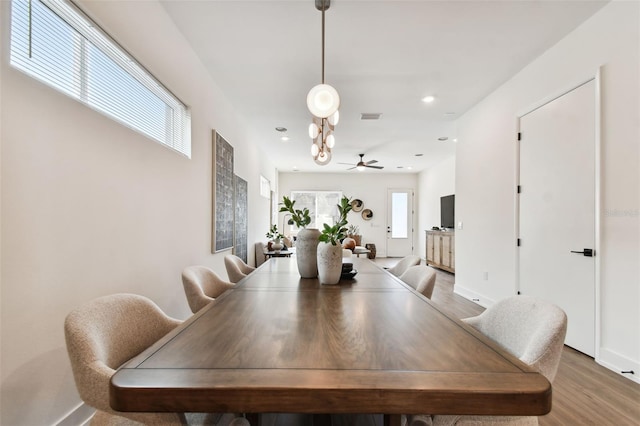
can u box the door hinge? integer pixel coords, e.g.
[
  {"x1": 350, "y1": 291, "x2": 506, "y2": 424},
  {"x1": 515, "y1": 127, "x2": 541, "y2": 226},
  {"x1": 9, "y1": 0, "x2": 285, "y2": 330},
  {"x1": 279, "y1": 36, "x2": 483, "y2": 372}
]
[
  {"x1": 517, "y1": 132, "x2": 522, "y2": 141},
  {"x1": 517, "y1": 185, "x2": 522, "y2": 194},
  {"x1": 517, "y1": 238, "x2": 521, "y2": 247}
]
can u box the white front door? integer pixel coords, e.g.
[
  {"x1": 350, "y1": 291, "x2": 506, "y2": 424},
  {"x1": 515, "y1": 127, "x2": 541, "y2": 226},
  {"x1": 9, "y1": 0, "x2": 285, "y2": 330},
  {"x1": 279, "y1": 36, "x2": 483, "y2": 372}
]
[
  {"x1": 518, "y1": 79, "x2": 596, "y2": 357},
  {"x1": 386, "y1": 189, "x2": 414, "y2": 257}
]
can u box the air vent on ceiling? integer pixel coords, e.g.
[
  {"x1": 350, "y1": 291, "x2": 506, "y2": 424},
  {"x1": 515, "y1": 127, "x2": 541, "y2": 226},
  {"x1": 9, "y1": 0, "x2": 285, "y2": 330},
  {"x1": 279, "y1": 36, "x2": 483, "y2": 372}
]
[{"x1": 360, "y1": 113, "x2": 382, "y2": 120}]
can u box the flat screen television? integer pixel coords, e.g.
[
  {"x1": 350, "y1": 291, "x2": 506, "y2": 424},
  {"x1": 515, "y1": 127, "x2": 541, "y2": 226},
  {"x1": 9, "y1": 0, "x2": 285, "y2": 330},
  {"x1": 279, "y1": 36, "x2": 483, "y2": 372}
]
[{"x1": 440, "y1": 194, "x2": 455, "y2": 229}]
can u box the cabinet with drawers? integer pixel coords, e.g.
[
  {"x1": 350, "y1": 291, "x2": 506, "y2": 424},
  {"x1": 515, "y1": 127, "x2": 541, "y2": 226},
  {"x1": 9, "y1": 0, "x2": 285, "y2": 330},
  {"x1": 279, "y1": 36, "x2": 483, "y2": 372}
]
[{"x1": 426, "y1": 230, "x2": 455, "y2": 273}]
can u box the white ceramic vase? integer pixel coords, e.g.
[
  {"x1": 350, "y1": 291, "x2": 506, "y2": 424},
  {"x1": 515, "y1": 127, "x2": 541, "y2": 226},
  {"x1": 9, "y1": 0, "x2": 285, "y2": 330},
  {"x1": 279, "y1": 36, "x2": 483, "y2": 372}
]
[
  {"x1": 295, "y1": 228, "x2": 321, "y2": 278},
  {"x1": 271, "y1": 240, "x2": 283, "y2": 252},
  {"x1": 317, "y1": 242, "x2": 343, "y2": 285}
]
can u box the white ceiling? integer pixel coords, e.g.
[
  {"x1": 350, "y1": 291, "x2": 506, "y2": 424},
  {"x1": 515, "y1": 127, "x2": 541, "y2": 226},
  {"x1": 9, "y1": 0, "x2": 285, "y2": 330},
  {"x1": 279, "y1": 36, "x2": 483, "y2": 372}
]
[{"x1": 160, "y1": 0, "x2": 607, "y2": 173}]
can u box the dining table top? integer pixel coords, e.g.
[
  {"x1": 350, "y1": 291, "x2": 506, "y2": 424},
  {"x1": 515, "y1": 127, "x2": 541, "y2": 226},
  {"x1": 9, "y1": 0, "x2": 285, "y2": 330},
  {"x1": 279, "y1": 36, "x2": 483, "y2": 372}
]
[{"x1": 110, "y1": 257, "x2": 552, "y2": 417}]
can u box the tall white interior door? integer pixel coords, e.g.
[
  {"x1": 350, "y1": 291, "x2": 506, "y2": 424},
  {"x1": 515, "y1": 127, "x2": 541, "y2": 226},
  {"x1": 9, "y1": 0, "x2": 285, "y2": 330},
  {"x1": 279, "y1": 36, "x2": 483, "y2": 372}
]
[
  {"x1": 518, "y1": 79, "x2": 596, "y2": 357},
  {"x1": 386, "y1": 189, "x2": 414, "y2": 257}
]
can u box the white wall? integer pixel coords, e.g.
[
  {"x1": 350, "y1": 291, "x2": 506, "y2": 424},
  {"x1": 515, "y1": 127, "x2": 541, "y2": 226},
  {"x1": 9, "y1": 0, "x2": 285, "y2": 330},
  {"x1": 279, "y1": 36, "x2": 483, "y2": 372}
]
[
  {"x1": 417, "y1": 156, "x2": 456, "y2": 260},
  {"x1": 0, "y1": 1, "x2": 276, "y2": 424},
  {"x1": 454, "y1": 1, "x2": 639, "y2": 381},
  {"x1": 278, "y1": 172, "x2": 419, "y2": 258}
]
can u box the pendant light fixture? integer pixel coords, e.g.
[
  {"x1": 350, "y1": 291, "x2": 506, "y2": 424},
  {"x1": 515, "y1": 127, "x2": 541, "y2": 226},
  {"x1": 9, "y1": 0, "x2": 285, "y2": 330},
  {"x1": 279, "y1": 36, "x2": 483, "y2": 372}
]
[{"x1": 308, "y1": 0, "x2": 339, "y2": 166}]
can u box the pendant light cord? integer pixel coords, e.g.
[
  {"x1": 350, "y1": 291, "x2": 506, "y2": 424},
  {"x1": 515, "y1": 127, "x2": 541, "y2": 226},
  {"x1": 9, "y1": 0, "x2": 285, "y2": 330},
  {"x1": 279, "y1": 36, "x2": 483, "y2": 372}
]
[{"x1": 321, "y1": 2, "x2": 325, "y2": 84}]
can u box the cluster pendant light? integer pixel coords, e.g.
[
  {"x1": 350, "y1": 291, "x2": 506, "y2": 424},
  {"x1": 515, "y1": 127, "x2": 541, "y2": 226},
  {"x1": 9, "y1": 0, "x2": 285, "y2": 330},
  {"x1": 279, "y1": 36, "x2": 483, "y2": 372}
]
[{"x1": 307, "y1": 0, "x2": 339, "y2": 166}]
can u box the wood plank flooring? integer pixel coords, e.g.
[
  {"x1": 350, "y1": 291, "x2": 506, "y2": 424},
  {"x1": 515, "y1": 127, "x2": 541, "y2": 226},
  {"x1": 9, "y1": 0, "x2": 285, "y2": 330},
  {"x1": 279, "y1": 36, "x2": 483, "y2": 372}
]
[{"x1": 374, "y1": 258, "x2": 640, "y2": 425}]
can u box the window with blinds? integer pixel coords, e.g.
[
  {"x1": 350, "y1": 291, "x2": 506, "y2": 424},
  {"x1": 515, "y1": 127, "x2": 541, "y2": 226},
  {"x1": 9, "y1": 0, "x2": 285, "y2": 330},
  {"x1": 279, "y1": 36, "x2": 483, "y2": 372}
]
[{"x1": 10, "y1": 0, "x2": 191, "y2": 158}]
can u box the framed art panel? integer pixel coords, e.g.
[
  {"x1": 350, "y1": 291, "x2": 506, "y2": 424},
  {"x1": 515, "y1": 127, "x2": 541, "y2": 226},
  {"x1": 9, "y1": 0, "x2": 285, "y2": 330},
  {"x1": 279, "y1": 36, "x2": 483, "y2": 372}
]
[
  {"x1": 234, "y1": 174, "x2": 248, "y2": 263},
  {"x1": 212, "y1": 130, "x2": 234, "y2": 253}
]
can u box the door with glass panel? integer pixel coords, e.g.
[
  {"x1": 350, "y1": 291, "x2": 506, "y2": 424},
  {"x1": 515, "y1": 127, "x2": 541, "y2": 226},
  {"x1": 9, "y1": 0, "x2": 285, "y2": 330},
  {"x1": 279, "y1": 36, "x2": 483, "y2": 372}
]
[{"x1": 386, "y1": 189, "x2": 414, "y2": 257}]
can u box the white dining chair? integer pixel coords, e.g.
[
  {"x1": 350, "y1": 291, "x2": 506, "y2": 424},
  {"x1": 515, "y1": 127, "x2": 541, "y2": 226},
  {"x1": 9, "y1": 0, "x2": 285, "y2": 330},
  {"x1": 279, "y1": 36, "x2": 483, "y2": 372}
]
[
  {"x1": 399, "y1": 265, "x2": 437, "y2": 299},
  {"x1": 224, "y1": 254, "x2": 256, "y2": 283},
  {"x1": 387, "y1": 255, "x2": 421, "y2": 277},
  {"x1": 407, "y1": 295, "x2": 568, "y2": 426},
  {"x1": 64, "y1": 293, "x2": 250, "y2": 426},
  {"x1": 182, "y1": 265, "x2": 235, "y2": 313}
]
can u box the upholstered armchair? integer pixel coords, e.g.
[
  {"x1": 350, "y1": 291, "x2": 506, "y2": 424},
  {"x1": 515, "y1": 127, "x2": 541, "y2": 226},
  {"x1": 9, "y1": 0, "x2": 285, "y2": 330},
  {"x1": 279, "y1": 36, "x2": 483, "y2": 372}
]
[
  {"x1": 407, "y1": 295, "x2": 568, "y2": 426},
  {"x1": 182, "y1": 265, "x2": 235, "y2": 313},
  {"x1": 64, "y1": 293, "x2": 250, "y2": 426},
  {"x1": 399, "y1": 265, "x2": 437, "y2": 299},
  {"x1": 224, "y1": 255, "x2": 256, "y2": 283},
  {"x1": 387, "y1": 255, "x2": 421, "y2": 277}
]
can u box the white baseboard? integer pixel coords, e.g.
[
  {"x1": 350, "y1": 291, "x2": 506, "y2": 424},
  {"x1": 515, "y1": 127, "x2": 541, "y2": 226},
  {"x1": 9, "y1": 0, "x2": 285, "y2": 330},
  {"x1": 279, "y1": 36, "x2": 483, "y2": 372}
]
[
  {"x1": 597, "y1": 347, "x2": 640, "y2": 384},
  {"x1": 453, "y1": 284, "x2": 496, "y2": 308},
  {"x1": 55, "y1": 402, "x2": 95, "y2": 426}
]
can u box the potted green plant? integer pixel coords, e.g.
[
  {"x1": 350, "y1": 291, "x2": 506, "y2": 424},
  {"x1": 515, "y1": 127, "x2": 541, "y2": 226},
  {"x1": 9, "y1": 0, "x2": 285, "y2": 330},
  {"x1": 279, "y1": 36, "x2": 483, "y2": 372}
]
[
  {"x1": 317, "y1": 196, "x2": 353, "y2": 284},
  {"x1": 279, "y1": 196, "x2": 320, "y2": 278},
  {"x1": 265, "y1": 224, "x2": 284, "y2": 252}
]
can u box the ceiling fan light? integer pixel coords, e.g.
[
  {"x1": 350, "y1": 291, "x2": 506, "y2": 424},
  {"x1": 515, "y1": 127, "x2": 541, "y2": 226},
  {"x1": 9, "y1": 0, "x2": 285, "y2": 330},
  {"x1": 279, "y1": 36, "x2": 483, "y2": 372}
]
[
  {"x1": 328, "y1": 110, "x2": 339, "y2": 126},
  {"x1": 307, "y1": 84, "x2": 340, "y2": 118},
  {"x1": 308, "y1": 122, "x2": 320, "y2": 139},
  {"x1": 325, "y1": 132, "x2": 335, "y2": 148},
  {"x1": 356, "y1": 164, "x2": 365, "y2": 171}
]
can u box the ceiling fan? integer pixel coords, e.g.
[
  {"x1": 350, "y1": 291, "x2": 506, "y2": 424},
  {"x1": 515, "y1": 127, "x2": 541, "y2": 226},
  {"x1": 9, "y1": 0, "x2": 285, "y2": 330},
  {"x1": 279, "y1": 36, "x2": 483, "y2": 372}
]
[
  {"x1": 338, "y1": 154, "x2": 384, "y2": 171},
  {"x1": 339, "y1": 154, "x2": 384, "y2": 171}
]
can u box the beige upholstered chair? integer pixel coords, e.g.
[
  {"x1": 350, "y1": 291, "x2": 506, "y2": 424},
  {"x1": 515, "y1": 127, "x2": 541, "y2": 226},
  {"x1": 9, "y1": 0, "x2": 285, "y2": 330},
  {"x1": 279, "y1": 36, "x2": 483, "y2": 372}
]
[
  {"x1": 399, "y1": 265, "x2": 437, "y2": 299},
  {"x1": 182, "y1": 265, "x2": 235, "y2": 313},
  {"x1": 255, "y1": 242, "x2": 268, "y2": 267},
  {"x1": 64, "y1": 293, "x2": 249, "y2": 426},
  {"x1": 408, "y1": 295, "x2": 568, "y2": 426},
  {"x1": 224, "y1": 255, "x2": 256, "y2": 283},
  {"x1": 387, "y1": 255, "x2": 421, "y2": 277}
]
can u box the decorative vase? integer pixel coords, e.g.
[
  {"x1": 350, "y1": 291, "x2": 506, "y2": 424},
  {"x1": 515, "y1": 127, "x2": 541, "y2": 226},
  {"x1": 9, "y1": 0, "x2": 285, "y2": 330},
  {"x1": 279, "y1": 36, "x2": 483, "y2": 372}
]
[
  {"x1": 317, "y1": 242, "x2": 343, "y2": 285},
  {"x1": 271, "y1": 240, "x2": 283, "y2": 252},
  {"x1": 295, "y1": 228, "x2": 321, "y2": 278}
]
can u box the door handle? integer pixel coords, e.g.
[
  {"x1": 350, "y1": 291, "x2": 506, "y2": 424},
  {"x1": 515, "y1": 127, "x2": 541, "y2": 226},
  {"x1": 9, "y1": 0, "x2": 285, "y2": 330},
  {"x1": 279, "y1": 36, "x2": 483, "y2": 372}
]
[{"x1": 571, "y1": 248, "x2": 594, "y2": 257}]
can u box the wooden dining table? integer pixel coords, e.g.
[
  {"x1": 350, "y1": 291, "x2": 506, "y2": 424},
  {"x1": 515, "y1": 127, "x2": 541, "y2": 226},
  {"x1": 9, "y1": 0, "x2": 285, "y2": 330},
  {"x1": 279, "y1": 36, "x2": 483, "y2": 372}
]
[{"x1": 110, "y1": 257, "x2": 552, "y2": 423}]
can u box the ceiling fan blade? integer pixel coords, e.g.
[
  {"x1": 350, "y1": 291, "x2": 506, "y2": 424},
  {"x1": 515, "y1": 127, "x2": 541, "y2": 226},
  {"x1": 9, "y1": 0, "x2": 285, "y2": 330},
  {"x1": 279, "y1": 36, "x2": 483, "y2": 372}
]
[
  {"x1": 366, "y1": 165, "x2": 384, "y2": 169},
  {"x1": 337, "y1": 162, "x2": 356, "y2": 166},
  {"x1": 346, "y1": 166, "x2": 357, "y2": 170},
  {"x1": 365, "y1": 159, "x2": 378, "y2": 165}
]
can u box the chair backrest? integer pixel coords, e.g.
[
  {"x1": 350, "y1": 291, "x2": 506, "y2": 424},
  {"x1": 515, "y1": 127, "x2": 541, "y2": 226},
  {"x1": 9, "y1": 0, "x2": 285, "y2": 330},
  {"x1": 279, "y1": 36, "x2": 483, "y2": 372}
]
[
  {"x1": 255, "y1": 242, "x2": 268, "y2": 267},
  {"x1": 182, "y1": 265, "x2": 235, "y2": 313},
  {"x1": 387, "y1": 255, "x2": 421, "y2": 277},
  {"x1": 64, "y1": 293, "x2": 182, "y2": 420},
  {"x1": 399, "y1": 265, "x2": 437, "y2": 299},
  {"x1": 463, "y1": 295, "x2": 567, "y2": 382},
  {"x1": 224, "y1": 254, "x2": 256, "y2": 283}
]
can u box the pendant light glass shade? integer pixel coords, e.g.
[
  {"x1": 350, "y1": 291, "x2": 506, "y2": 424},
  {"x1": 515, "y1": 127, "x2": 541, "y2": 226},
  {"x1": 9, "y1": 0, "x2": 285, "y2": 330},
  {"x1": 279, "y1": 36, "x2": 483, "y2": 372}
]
[
  {"x1": 307, "y1": 84, "x2": 340, "y2": 118},
  {"x1": 308, "y1": 122, "x2": 320, "y2": 139},
  {"x1": 327, "y1": 110, "x2": 339, "y2": 126},
  {"x1": 311, "y1": 141, "x2": 320, "y2": 156},
  {"x1": 325, "y1": 132, "x2": 335, "y2": 148},
  {"x1": 314, "y1": 149, "x2": 331, "y2": 165}
]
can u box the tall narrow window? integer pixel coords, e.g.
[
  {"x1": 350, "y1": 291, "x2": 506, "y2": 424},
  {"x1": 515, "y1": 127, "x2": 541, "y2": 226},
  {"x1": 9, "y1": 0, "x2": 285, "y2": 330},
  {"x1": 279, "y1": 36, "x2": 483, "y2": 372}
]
[{"x1": 10, "y1": 0, "x2": 191, "y2": 157}]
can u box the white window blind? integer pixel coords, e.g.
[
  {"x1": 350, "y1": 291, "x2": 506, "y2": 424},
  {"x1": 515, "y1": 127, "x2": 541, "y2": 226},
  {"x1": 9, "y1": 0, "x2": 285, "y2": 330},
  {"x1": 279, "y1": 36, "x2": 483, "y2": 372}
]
[{"x1": 10, "y1": 0, "x2": 191, "y2": 157}]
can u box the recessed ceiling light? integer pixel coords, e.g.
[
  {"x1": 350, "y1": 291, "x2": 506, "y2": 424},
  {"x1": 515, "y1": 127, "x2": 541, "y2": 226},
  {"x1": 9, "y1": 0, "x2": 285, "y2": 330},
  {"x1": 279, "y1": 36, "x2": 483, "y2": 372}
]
[
  {"x1": 397, "y1": 166, "x2": 404, "y2": 169},
  {"x1": 407, "y1": 166, "x2": 413, "y2": 170},
  {"x1": 453, "y1": 138, "x2": 458, "y2": 142},
  {"x1": 281, "y1": 135, "x2": 290, "y2": 141},
  {"x1": 438, "y1": 136, "x2": 449, "y2": 141},
  {"x1": 275, "y1": 127, "x2": 287, "y2": 132},
  {"x1": 421, "y1": 95, "x2": 435, "y2": 103},
  {"x1": 415, "y1": 153, "x2": 424, "y2": 157}
]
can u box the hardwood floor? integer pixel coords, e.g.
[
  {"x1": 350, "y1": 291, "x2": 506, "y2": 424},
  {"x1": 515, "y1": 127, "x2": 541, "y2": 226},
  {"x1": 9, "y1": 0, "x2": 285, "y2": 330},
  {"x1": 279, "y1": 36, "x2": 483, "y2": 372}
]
[{"x1": 375, "y1": 257, "x2": 640, "y2": 425}]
